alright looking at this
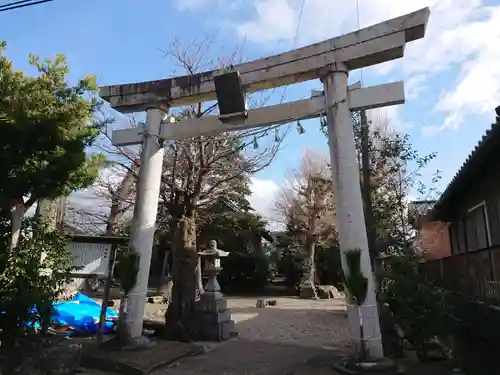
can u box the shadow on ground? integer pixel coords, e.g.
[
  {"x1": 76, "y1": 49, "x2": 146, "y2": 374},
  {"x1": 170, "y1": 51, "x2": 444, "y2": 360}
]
[
  {"x1": 82, "y1": 296, "x2": 353, "y2": 375},
  {"x1": 153, "y1": 338, "x2": 347, "y2": 375}
]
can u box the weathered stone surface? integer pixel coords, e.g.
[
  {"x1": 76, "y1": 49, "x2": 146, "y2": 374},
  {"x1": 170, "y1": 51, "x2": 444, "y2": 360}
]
[
  {"x1": 195, "y1": 294, "x2": 235, "y2": 341},
  {"x1": 195, "y1": 296, "x2": 227, "y2": 312},
  {"x1": 196, "y1": 309, "x2": 231, "y2": 325},
  {"x1": 147, "y1": 295, "x2": 167, "y2": 304},
  {"x1": 299, "y1": 285, "x2": 318, "y2": 299},
  {"x1": 198, "y1": 319, "x2": 235, "y2": 342},
  {"x1": 317, "y1": 285, "x2": 343, "y2": 299}
]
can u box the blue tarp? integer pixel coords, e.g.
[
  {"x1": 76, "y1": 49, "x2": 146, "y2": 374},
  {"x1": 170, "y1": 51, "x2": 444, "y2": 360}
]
[{"x1": 52, "y1": 292, "x2": 118, "y2": 335}]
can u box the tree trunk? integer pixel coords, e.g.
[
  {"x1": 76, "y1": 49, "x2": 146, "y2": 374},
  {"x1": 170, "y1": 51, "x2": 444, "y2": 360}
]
[
  {"x1": 307, "y1": 239, "x2": 318, "y2": 298},
  {"x1": 9, "y1": 200, "x2": 25, "y2": 251},
  {"x1": 165, "y1": 215, "x2": 198, "y2": 340},
  {"x1": 300, "y1": 236, "x2": 318, "y2": 299}
]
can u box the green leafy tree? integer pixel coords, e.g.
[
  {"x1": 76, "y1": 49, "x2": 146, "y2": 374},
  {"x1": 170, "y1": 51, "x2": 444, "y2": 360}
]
[
  {"x1": 350, "y1": 113, "x2": 440, "y2": 256},
  {"x1": 275, "y1": 232, "x2": 306, "y2": 292},
  {"x1": 0, "y1": 42, "x2": 105, "y2": 250},
  {"x1": 321, "y1": 112, "x2": 440, "y2": 257}
]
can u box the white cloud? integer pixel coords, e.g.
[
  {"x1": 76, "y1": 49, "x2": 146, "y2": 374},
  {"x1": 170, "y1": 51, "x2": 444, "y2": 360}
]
[
  {"x1": 420, "y1": 124, "x2": 442, "y2": 137},
  {"x1": 192, "y1": 0, "x2": 500, "y2": 135},
  {"x1": 405, "y1": 74, "x2": 428, "y2": 100},
  {"x1": 172, "y1": 0, "x2": 206, "y2": 11},
  {"x1": 236, "y1": 0, "x2": 435, "y2": 45},
  {"x1": 367, "y1": 105, "x2": 409, "y2": 132},
  {"x1": 248, "y1": 177, "x2": 281, "y2": 227},
  {"x1": 237, "y1": 0, "x2": 298, "y2": 44},
  {"x1": 171, "y1": 0, "x2": 243, "y2": 12}
]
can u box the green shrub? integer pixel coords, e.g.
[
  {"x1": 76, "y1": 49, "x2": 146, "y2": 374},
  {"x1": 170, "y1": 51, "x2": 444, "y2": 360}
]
[
  {"x1": 316, "y1": 246, "x2": 343, "y2": 289},
  {"x1": 0, "y1": 217, "x2": 75, "y2": 349},
  {"x1": 219, "y1": 251, "x2": 270, "y2": 293},
  {"x1": 277, "y1": 245, "x2": 306, "y2": 292},
  {"x1": 379, "y1": 251, "x2": 446, "y2": 360}
]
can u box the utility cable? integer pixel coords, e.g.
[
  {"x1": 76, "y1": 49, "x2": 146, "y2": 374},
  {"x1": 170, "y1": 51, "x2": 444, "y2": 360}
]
[
  {"x1": 356, "y1": 0, "x2": 363, "y2": 86},
  {"x1": 0, "y1": 0, "x2": 53, "y2": 13},
  {"x1": 278, "y1": 0, "x2": 306, "y2": 104}
]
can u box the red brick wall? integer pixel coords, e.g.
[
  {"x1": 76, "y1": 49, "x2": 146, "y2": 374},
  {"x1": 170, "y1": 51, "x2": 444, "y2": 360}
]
[{"x1": 415, "y1": 216, "x2": 452, "y2": 260}]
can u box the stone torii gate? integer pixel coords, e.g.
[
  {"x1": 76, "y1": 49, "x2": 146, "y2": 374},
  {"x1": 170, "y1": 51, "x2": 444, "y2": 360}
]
[{"x1": 100, "y1": 8, "x2": 429, "y2": 359}]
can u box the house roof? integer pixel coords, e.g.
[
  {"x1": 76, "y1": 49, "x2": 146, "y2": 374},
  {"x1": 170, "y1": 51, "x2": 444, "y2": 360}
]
[
  {"x1": 408, "y1": 200, "x2": 436, "y2": 228},
  {"x1": 409, "y1": 200, "x2": 436, "y2": 216},
  {"x1": 432, "y1": 106, "x2": 500, "y2": 220},
  {"x1": 62, "y1": 222, "x2": 87, "y2": 235}
]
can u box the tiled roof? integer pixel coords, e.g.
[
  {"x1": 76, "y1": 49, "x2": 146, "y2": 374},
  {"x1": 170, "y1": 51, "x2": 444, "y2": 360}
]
[
  {"x1": 408, "y1": 200, "x2": 436, "y2": 216},
  {"x1": 432, "y1": 106, "x2": 500, "y2": 217}
]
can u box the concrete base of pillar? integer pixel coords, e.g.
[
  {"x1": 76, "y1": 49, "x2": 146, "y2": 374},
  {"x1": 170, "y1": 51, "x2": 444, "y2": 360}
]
[{"x1": 333, "y1": 357, "x2": 404, "y2": 374}]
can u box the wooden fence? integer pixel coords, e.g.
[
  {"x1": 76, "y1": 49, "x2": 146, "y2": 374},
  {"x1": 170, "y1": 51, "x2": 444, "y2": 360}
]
[
  {"x1": 420, "y1": 246, "x2": 500, "y2": 305},
  {"x1": 419, "y1": 248, "x2": 500, "y2": 375}
]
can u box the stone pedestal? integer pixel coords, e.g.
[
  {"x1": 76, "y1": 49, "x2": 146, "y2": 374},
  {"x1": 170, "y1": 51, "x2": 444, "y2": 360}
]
[
  {"x1": 195, "y1": 240, "x2": 235, "y2": 341},
  {"x1": 195, "y1": 293, "x2": 235, "y2": 341}
]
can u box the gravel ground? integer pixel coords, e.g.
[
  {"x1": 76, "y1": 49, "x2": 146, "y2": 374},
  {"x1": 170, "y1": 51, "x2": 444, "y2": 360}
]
[
  {"x1": 226, "y1": 296, "x2": 351, "y2": 349},
  {"x1": 88, "y1": 296, "x2": 352, "y2": 375},
  {"x1": 150, "y1": 296, "x2": 352, "y2": 375},
  {"x1": 139, "y1": 296, "x2": 351, "y2": 349}
]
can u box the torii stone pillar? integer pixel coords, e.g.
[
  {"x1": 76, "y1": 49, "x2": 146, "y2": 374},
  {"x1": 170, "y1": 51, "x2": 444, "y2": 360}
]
[
  {"x1": 322, "y1": 63, "x2": 382, "y2": 358},
  {"x1": 127, "y1": 107, "x2": 167, "y2": 338}
]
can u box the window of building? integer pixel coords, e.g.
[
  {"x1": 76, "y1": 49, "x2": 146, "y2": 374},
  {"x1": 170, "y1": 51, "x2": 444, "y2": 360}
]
[
  {"x1": 464, "y1": 202, "x2": 491, "y2": 251},
  {"x1": 490, "y1": 199, "x2": 500, "y2": 245}
]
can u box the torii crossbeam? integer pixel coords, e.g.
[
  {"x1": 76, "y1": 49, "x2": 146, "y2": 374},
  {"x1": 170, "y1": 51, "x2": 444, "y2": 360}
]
[
  {"x1": 111, "y1": 81, "x2": 404, "y2": 146},
  {"x1": 99, "y1": 7, "x2": 430, "y2": 359}
]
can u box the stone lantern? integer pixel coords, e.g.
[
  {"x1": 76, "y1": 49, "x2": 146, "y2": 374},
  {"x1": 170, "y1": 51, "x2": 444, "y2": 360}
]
[
  {"x1": 199, "y1": 240, "x2": 229, "y2": 296},
  {"x1": 195, "y1": 240, "x2": 235, "y2": 341}
]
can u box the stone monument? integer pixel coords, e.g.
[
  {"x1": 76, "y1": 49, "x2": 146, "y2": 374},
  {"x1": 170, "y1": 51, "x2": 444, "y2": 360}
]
[{"x1": 195, "y1": 240, "x2": 235, "y2": 341}]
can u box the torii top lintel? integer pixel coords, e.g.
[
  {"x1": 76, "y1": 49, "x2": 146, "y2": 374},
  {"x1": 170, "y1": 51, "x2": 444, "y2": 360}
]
[{"x1": 99, "y1": 8, "x2": 429, "y2": 113}]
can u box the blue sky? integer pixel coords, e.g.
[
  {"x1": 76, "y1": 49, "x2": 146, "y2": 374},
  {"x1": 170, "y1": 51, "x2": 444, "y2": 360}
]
[{"x1": 3, "y1": 0, "x2": 500, "y2": 219}]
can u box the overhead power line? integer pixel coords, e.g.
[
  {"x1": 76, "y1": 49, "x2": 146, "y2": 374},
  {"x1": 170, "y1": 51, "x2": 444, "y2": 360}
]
[
  {"x1": 279, "y1": 0, "x2": 306, "y2": 103},
  {"x1": 0, "y1": 0, "x2": 53, "y2": 13},
  {"x1": 356, "y1": 0, "x2": 363, "y2": 85}
]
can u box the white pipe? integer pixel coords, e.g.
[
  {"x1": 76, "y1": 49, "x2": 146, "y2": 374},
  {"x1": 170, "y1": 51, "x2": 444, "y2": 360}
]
[{"x1": 322, "y1": 63, "x2": 384, "y2": 359}]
